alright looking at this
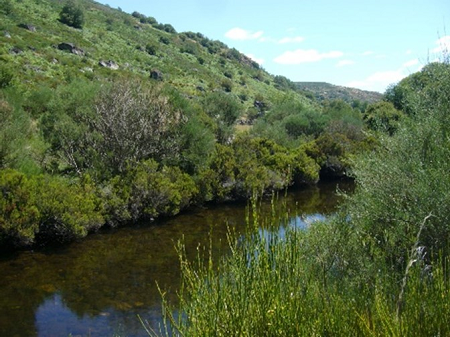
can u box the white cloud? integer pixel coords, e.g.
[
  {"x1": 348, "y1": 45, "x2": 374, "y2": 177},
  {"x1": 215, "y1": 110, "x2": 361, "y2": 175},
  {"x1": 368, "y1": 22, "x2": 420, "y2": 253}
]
[
  {"x1": 258, "y1": 36, "x2": 277, "y2": 43},
  {"x1": 274, "y1": 49, "x2": 344, "y2": 65},
  {"x1": 245, "y1": 53, "x2": 265, "y2": 65},
  {"x1": 361, "y1": 51, "x2": 374, "y2": 56},
  {"x1": 346, "y1": 57, "x2": 424, "y2": 92},
  {"x1": 346, "y1": 70, "x2": 404, "y2": 92},
  {"x1": 278, "y1": 36, "x2": 305, "y2": 44},
  {"x1": 337, "y1": 59, "x2": 355, "y2": 67},
  {"x1": 225, "y1": 27, "x2": 264, "y2": 41},
  {"x1": 402, "y1": 58, "x2": 419, "y2": 68},
  {"x1": 432, "y1": 36, "x2": 450, "y2": 54}
]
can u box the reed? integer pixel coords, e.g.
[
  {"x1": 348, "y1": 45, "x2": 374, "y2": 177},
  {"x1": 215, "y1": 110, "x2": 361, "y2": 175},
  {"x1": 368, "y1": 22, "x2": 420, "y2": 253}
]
[{"x1": 145, "y1": 207, "x2": 450, "y2": 336}]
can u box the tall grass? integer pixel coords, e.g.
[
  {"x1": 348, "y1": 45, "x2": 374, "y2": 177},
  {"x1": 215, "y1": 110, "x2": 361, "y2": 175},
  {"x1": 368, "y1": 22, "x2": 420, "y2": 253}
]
[{"x1": 145, "y1": 207, "x2": 449, "y2": 336}]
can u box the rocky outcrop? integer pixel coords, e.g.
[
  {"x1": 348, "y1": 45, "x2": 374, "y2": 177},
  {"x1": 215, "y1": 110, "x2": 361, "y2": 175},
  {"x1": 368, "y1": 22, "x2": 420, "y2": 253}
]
[
  {"x1": 18, "y1": 24, "x2": 36, "y2": 32},
  {"x1": 10, "y1": 47, "x2": 23, "y2": 55},
  {"x1": 150, "y1": 69, "x2": 163, "y2": 81},
  {"x1": 58, "y1": 42, "x2": 85, "y2": 56},
  {"x1": 98, "y1": 60, "x2": 119, "y2": 70}
]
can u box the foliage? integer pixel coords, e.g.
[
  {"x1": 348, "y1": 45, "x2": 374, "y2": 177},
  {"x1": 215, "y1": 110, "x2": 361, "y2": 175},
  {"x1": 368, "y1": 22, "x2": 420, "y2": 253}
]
[
  {"x1": 0, "y1": 0, "x2": 13, "y2": 15},
  {"x1": 0, "y1": 169, "x2": 40, "y2": 249},
  {"x1": 34, "y1": 174, "x2": 104, "y2": 244},
  {"x1": 202, "y1": 92, "x2": 242, "y2": 144},
  {"x1": 39, "y1": 79, "x2": 99, "y2": 175},
  {"x1": 59, "y1": 0, "x2": 85, "y2": 29},
  {"x1": 155, "y1": 214, "x2": 450, "y2": 336},
  {"x1": 0, "y1": 66, "x2": 13, "y2": 89},
  {"x1": 0, "y1": 170, "x2": 103, "y2": 250},
  {"x1": 363, "y1": 101, "x2": 404, "y2": 134},
  {"x1": 91, "y1": 79, "x2": 185, "y2": 174},
  {"x1": 103, "y1": 160, "x2": 198, "y2": 224},
  {"x1": 345, "y1": 61, "x2": 450, "y2": 267},
  {"x1": 153, "y1": 56, "x2": 450, "y2": 337},
  {"x1": 0, "y1": 93, "x2": 33, "y2": 171}
]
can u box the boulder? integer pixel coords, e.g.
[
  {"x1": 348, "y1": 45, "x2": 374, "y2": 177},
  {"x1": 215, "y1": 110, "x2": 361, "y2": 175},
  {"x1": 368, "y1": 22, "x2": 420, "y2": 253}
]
[
  {"x1": 18, "y1": 24, "x2": 36, "y2": 32},
  {"x1": 254, "y1": 100, "x2": 266, "y2": 110},
  {"x1": 98, "y1": 60, "x2": 119, "y2": 70},
  {"x1": 150, "y1": 69, "x2": 163, "y2": 81},
  {"x1": 4, "y1": 31, "x2": 11, "y2": 38},
  {"x1": 10, "y1": 47, "x2": 23, "y2": 55},
  {"x1": 58, "y1": 42, "x2": 85, "y2": 56}
]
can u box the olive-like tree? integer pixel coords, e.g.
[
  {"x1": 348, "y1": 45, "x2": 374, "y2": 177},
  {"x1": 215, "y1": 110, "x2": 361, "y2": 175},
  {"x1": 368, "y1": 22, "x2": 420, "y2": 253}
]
[{"x1": 59, "y1": 0, "x2": 85, "y2": 29}]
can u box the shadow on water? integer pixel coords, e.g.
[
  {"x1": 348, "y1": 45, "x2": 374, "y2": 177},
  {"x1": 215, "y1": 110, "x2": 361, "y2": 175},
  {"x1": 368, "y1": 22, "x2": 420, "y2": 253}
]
[{"x1": 0, "y1": 179, "x2": 353, "y2": 337}]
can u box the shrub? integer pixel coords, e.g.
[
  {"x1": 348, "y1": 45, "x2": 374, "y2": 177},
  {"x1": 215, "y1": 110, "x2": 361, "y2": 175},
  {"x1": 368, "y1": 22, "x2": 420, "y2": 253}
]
[
  {"x1": 59, "y1": 0, "x2": 85, "y2": 29},
  {"x1": 0, "y1": 169, "x2": 40, "y2": 249},
  {"x1": 363, "y1": 101, "x2": 404, "y2": 134},
  {"x1": 35, "y1": 175, "x2": 104, "y2": 244},
  {"x1": 0, "y1": 66, "x2": 13, "y2": 89},
  {"x1": 145, "y1": 44, "x2": 157, "y2": 55},
  {"x1": 220, "y1": 78, "x2": 233, "y2": 92},
  {"x1": 0, "y1": 0, "x2": 13, "y2": 15},
  {"x1": 106, "y1": 160, "x2": 197, "y2": 222},
  {"x1": 0, "y1": 170, "x2": 104, "y2": 249},
  {"x1": 202, "y1": 91, "x2": 241, "y2": 143}
]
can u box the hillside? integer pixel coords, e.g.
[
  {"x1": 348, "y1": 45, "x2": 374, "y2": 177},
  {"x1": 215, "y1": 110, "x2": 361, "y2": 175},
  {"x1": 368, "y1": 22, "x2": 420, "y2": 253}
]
[
  {"x1": 0, "y1": 0, "x2": 380, "y2": 251},
  {"x1": 0, "y1": 0, "x2": 312, "y2": 110},
  {"x1": 296, "y1": 82, "x2": 383, "y2": 104}
]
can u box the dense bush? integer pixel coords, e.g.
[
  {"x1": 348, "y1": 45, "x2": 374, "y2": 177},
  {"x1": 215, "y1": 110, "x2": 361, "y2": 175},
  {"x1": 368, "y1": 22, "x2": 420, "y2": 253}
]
[
  {"x1": 202, "y1": 92, "x2": 242, "y2": 144},
  {"x1": 0, "y1": 169, "x2": 40, "y2": 249},
  {"x1": 345, "y1": 61, "x2": 450, "y2": 267},
  {"x1": 103, "y1": 160, "x2": 198, "y2": 224},
  {"x1": 59, "y1": 0, "x2": 85, "y2": 29},
  {"x1": 0, "y1": 170, "x2": 103, "y2": 249},
  {"x1": 0, "y1": 66, "x2": 13, "y2": 89},
  {"x1": 363, "y1": 101, "x2": 404, "y2": 134}
]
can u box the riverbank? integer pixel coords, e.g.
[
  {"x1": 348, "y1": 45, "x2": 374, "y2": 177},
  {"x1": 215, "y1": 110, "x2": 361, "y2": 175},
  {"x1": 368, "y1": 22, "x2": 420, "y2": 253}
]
[
  {"x1": 0, "y1": 132, "x2": 359, "y2": 253},
  {"x1": 0, "y1": 181, "x2": 348, "y2": 336}
]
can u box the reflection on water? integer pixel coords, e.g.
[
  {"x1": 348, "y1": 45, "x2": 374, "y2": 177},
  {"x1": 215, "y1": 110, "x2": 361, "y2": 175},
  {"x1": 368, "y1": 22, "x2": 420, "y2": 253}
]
[{"x1": 0, "y1": 180, "x2": 353, "y2": 337}]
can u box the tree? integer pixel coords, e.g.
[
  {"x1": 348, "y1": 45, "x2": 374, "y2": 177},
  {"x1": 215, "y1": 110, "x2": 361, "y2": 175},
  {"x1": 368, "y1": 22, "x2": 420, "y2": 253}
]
[
  {"x1": 363, "y1": 101, "x2": 404, "y2": 134},
  {"x1": 59, "y1": 0, "x2": 85, "y2": 29},
  {"x1": 91, "y1": 79, "x2": 185, "y2": 174}
]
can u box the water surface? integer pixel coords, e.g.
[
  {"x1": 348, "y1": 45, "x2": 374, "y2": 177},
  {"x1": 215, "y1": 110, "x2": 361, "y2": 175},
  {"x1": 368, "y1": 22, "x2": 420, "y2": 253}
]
[{"x1": 0, "y1": 180, "x2": 353, "y2": 336}]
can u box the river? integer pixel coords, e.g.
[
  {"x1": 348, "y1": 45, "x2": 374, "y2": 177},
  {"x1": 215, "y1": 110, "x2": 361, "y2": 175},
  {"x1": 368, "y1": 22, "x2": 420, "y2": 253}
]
[{"x1": 0, "y1": 179, "x2": 353, "y2": 337}]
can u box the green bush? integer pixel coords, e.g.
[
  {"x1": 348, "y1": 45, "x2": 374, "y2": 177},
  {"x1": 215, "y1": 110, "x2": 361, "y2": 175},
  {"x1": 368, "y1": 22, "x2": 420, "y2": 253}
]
[
  {"x1": 35, "y1": 174, "x2": 104, "y2": 244},
  {"x1": 105, "y1": 160, "x2": 198, "y2": 223},
  {"x1": 0, "y1": 170, "x2": 104, "y2": 249},
  {"x1": 0, "y1": 169, "x2": 40, "y2": 249},
  {"x1": 363, "y1": 101, "x2": 404, "y2": 134},
  {"x1": 202, "y1": 92, "x2": 241, "y2": 143},
  {"x1": 0, "y1": 66, "x2": 14, "y2": 89},
  {"x1": 59, "y1": 0, "x2": 85, "y2": 29}
]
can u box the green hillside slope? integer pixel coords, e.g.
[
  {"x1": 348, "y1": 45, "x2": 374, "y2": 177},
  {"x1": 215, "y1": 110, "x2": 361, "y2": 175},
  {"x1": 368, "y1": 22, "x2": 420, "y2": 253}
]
[
  {"x1": 0, "y1": 0, "x2": 383, "y2": 251},
  {"x1": 296, "y1": 82, "x2": 382, "y2": 104},
  {"x1": 0, "y1": 0, "x2": 313, "y2": 109}
]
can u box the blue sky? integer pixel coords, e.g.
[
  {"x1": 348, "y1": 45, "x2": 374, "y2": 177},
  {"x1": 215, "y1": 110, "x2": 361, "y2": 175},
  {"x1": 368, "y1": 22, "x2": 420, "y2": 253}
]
[{"x1": 97, "y1": 0, "x2": 449, "y2": 93}]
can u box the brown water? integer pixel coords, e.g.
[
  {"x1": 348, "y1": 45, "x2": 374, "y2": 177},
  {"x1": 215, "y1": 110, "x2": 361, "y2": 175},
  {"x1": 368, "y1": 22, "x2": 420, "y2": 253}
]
[{"x1": 0, "y1": 180, "x2": 353, "y2": 337}]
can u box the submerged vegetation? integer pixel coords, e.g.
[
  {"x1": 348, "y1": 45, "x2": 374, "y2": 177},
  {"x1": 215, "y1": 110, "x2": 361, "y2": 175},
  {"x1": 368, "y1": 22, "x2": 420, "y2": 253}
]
[{"x1": 151, "y1": 59, "x2": 450, "y2": 335}]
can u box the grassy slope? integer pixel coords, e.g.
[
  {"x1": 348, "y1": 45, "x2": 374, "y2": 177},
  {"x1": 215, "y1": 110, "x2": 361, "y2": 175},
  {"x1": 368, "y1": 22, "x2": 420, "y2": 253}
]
[
  {"x1": 296, "y1": 81, "x2": 382, "y2": 104},
  {"x1": 0, "y1": 0, "x2": 314, "y2": 112}
]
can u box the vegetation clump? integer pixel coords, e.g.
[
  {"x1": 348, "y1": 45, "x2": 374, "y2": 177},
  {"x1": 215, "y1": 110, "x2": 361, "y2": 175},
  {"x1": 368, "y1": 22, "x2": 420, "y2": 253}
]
[{"x1": 59, "y1": 0, "x2": 85, "y2": 29}]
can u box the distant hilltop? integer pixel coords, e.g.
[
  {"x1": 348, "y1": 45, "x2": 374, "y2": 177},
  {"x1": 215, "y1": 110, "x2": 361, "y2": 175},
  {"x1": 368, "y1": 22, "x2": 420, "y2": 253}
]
[{"x1": 295, "y1": 82, "x2": 383, "y2": 104}]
